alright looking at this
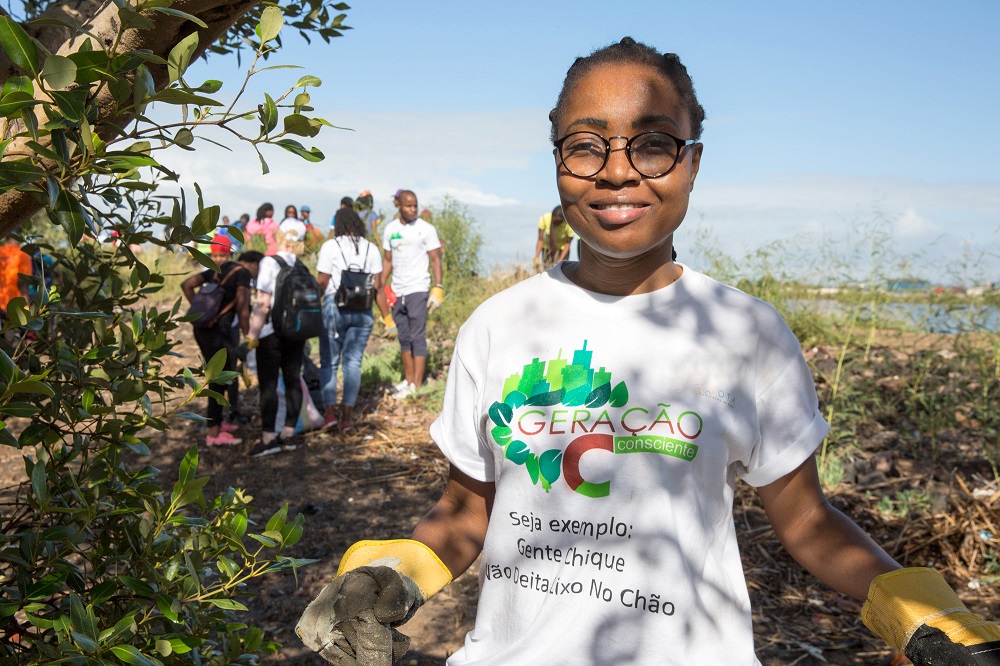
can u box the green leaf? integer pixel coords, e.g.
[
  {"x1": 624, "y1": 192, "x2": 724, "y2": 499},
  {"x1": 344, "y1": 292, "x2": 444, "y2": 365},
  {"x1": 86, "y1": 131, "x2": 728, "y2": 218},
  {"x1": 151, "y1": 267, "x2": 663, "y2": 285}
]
[
  {"x1": 0, "y1": 348, "x2": 15, "y2": 382},
  {"x1": 203, "y1": 598, "x2": 248, "y2": 611},
  {"x1": 585, "y1": 382, "x2": 610, "y2": 408},
  {"x1": 0, "y1": 91, "x2": 38, "y2": 118},
  {"x1": 149, "y1": 88, "x2": 222, "y2": 106},
  {"x1": 177, "y1": 445, "x2": 198, "y2": 487},
  {"x1": 275, "y1": 138, "x2": 324, "y2": 162},
  {"x1": 30, "y1": 460, "x2": 47, "y2": 503},
  {"x1": 148, "y1": 6, "x2": 208, "y2": 28},
  {"x1": 538, "y1": 449, "x2": 562, "y2": 487},
  {"x1": 265, "y1": 504, "x2": 288, "y2": 533},
  {"x1": 53, "y1": 188, "x2": 86, "y2": 245},
  {"x1": 295, "y1": 75, "x2": 322, "y2": 88},
  {"x1": 167, "y1": 31, "x2": 198, "y2": 83},
  {"x1": 2, "y1": 75, "x2": 33, "y2": 97},
  {"x1": 109, "y1": 644, "x2": 161, "y2": 666},
  {"x1": 186, "y1": 245, "x2": 217, "y2": 272},
  {"x1": 195, "y1": 79, "x2": 223, "y2": 93},
  {"x1": 50, "y1": 89, "x2": 87, "y2": 123},
  {"x1": 0, "y1": 158, "x2": 44, "y2": 184},
  {"x1": 154, "y1": 639, "x2": 172, "y2": 657},
  {"x1": 505, "y1": 440, "x2": 530, "y2": 465},
  {"x1": 0, "y1": 16, "x2": 40, "y2": 77},
  {"x1": 155, "y1": 595, "x2": 180, "y2": 622},
  {"x1": 609, "y1": 381, "x2": 629, "y2": 408},
  {"x1": 488, "y1": 401, "x2": 513, "y2": 427},
  {"x1": 10, "y1": 379, "x2": 54, "y2": 397},
  {"x1": 133, "y1": 63, "x2": 155, "y2": 113},
  {"x1": 40, "y1": 55, "x2": 77, "y2": 91},
  {"x1": 490, "y1": 424, "x2": 512, "y2": 446},
  {"x1": 525, "y1": 452, "x2": 540, "y2": 484},
  {"x1": 204, "y1": 347, "x2": 226, "y2": 383},
  {"x1": 0, "y1": 402, "x2": 38, "y2": 418},
  {"x1": 2, "y1": 296, "x2": 29, "y2": 327},
  {"x1": 191, "y1": 204, "x2": 219, "y2": 237},
  {"x1": 282, "y1": 113, "x2": 320, "y2": 137},
  {"x1": 258, "y1": 6, "x2": 284, "y2": 44},
  {"x1": 283, "y1": 513, "x2": 304, "y2": 548},
  {"x1": 261, "y1": 93, "x2": 278, "y2": 133}
]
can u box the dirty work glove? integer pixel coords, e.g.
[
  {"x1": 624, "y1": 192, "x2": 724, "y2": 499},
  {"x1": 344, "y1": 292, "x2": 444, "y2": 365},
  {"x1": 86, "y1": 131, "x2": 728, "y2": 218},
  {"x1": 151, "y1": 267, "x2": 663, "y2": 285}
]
[
  {"x1": 532, "y1": 256, "x2": 541, "y2": 271},
  {"x1": 296, "y1": 539, "x2": 452, "y2": 666},
  {"x1": 427, "y1": 286, "x2": 444, "y2": 313},
  {"x1": 862, "y1": 567, "x2": 1000, "y2": 665},
  {"x1": 244, "y1": 336, "x2": 259, "y2": 351},
  {"x1": 382, "y1": 313, "x2": 397, "y2": 340}
]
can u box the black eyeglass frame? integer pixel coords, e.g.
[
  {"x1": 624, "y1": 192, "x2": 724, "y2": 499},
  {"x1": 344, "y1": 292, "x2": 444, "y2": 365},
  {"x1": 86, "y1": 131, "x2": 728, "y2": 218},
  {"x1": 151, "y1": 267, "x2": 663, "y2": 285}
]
[{"x1": 553, "y1": 130, "x2": 698, "y2": 179}]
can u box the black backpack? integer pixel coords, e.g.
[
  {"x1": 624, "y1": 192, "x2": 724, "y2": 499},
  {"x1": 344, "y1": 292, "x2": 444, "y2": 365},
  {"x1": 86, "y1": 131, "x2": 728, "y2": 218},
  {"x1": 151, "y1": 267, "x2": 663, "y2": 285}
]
[
  {"x1": 334, "y1": 240, "x2": 376, "y2": 312},
  {"x1": 270, "y1": 256, "x2": 323, "y2": 341}
]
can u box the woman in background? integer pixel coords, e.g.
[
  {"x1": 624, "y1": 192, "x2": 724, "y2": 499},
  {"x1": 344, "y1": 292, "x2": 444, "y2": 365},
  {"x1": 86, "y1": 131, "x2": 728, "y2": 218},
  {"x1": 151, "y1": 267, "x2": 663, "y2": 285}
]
[{"x1": 315, "y1": 208, "x2": 391, "y2": 431}]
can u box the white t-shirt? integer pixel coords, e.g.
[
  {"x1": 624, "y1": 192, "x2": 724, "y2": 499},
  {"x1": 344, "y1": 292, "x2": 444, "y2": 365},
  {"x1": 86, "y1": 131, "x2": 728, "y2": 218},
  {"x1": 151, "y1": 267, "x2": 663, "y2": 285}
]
[
  {"x1": 316, "y1": 236, "x2": 383, "y2": 297},
  {"x1": 255, "y1": 251, "x2": 297, "y2": 339},
  {"x1": 429, "y1": 264, "x2": 829, "y2": 666},
  {"x1": 381, "y1": 218, "x2": 441, "y2": 296}
]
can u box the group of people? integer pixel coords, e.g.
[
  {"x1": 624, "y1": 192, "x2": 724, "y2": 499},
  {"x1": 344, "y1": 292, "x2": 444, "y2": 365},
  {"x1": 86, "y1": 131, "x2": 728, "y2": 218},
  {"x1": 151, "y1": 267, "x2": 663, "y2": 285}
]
[{"x1": 182, "y1": 189, "x2": 445, "y2": 457}]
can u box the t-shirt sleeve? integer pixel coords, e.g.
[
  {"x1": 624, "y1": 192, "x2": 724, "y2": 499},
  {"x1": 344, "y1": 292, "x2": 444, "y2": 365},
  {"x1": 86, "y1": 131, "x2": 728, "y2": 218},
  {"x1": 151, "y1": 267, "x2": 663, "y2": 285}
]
[
  {"x1": 233, "y1": 266, "x2": 252, "y2": 288},
  {"x1": 256, "y1": 257, "x2": 278, "y2": 294},
  {"x1": 739, "y1": 313, "x2": 830, "y2": 488},
  {"x1": 381, "y1": 224, "x2": 393, "y2": 252},
  {"x1": 429, "y1": 335, "x2": 494, "y2": 482},
  {"x1": 367, "y1": 242, "x2": 383, "y2": 274},
  {"x1": 315, "y1": 241, "x2": 336, "y2": 276},
  {"x1": 422, "y1": 223, "x2": 442, "y2": 252}
]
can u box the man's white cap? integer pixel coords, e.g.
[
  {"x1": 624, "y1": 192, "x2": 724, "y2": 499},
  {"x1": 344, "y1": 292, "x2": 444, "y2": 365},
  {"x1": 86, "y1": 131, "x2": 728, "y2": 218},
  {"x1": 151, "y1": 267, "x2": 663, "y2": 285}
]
[{"x1": 279, "y1": 219, "x2": 307, "y2": 242}]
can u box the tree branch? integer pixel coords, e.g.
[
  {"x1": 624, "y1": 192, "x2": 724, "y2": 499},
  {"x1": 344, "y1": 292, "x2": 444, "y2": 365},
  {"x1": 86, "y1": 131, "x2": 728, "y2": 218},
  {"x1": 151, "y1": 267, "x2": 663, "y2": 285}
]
[{"x1": 0, "y1": 0, "x2": 259, "y2": 236}]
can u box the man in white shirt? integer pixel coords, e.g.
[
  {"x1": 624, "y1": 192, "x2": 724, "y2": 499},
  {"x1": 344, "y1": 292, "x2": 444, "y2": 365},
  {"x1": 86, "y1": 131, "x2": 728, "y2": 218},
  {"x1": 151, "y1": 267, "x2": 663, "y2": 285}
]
[{"x1": 381, "y1": 190, "x2": 443, "y2": 398}]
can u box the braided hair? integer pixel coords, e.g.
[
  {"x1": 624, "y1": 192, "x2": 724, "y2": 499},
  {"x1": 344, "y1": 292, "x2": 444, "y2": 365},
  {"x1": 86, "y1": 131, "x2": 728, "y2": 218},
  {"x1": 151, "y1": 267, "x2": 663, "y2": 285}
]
[
  {"x1": 333, "y1": 207, "x2": 368, "y2": 253},
  {"x1": 548, "y1": 37, "x2": 706, "y2": 143}
]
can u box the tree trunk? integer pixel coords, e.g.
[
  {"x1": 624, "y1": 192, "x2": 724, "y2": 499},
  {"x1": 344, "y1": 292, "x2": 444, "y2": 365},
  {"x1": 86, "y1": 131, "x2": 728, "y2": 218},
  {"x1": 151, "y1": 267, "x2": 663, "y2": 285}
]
[{"x1": 0, "y1": 0, "x2": 258, "y2": 236}]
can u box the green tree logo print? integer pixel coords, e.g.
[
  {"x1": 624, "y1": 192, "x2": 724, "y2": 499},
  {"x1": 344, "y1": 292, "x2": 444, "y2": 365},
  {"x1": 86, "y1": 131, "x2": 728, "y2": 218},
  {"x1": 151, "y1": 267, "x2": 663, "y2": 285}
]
[{"x1": 488, "y1": 342, "x2": 628, "y2": 492}]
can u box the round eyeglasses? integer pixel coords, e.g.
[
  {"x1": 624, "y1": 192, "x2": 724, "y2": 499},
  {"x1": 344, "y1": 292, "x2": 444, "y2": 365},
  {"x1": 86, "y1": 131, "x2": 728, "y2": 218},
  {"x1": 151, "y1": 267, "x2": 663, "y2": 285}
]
[{"x1": 554, "y1": 131, "x2": 697, "y2": 179}]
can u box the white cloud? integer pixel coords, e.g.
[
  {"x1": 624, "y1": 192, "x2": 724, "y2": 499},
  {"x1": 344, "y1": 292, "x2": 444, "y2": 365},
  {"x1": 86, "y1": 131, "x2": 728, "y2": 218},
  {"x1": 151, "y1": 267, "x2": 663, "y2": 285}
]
[{"x1": 894, "y1": 208, "x2": 939, "y2": 238}]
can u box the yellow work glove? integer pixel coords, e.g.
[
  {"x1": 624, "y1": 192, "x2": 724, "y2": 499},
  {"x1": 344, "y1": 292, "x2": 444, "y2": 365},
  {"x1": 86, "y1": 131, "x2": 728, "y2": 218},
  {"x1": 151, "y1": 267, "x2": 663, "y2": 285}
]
[
  {"x1": 427, "y1": 285, "x2": 444, "y2": 313},
  {"x1": 862, "y1": 567, "x2": 1000, "y2": 665},
  {"x1": 296, "y1": 539, "x2": 452, "y2": 665},
  {"x1": 382, "y1": 313, "x2": 397, "y2": 340},
  {"x1": 244, "y1": 336, "x2": 259, "y2": 351}
]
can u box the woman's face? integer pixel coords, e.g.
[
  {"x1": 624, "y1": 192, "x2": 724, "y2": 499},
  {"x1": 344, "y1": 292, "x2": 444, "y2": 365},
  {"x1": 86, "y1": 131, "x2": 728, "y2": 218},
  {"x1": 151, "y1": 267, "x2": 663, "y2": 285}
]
[
  {"x1": 555, "y1": 62, "x2": 702, "y2": 262},
  {"x1": 285, "y1": 206, "x2": 297, "y2": 219}
]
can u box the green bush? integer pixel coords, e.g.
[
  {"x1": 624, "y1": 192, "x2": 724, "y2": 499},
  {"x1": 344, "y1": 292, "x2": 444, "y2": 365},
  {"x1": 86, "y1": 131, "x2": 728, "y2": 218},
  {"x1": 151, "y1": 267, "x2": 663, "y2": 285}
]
[{"x1": 0, "y1": 5, "x2": 344, "y2": 663}]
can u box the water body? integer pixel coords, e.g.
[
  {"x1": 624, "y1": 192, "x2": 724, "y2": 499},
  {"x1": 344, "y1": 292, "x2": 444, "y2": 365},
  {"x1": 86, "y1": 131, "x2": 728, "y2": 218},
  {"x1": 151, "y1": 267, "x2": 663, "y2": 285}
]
[{"x1": 793, "y1": 300, "x2": 1000, "y2": 335}]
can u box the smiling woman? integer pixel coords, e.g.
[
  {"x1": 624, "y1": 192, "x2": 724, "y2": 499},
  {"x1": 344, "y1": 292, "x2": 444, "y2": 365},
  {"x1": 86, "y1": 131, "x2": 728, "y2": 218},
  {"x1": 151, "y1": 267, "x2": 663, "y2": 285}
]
[{"x1": 294, "y1": 37, "x2": 1000, "y2": 666}]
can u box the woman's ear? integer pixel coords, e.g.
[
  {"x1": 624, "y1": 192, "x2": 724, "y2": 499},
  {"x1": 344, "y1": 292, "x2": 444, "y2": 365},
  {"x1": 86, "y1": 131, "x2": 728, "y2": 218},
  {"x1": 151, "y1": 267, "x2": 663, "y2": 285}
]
[{"x1": 687, "y1": 143, "x2": 704, "y2": 192}]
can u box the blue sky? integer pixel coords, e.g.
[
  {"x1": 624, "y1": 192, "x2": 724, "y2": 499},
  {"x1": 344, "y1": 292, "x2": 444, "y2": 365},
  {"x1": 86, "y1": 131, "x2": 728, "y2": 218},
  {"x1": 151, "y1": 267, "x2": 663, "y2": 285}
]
[{"x1": 171, "y1": 0, "x2": 1000, "y2": 282}]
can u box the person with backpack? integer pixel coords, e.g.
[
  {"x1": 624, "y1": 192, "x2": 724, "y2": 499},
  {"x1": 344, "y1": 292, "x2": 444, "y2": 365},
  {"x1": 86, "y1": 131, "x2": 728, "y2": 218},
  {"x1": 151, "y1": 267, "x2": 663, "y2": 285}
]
[
  {"x1": 246, "y1": 219, "x2": 323, "y2": 457},
  {"x1": 181, "y1": 234, "x2": 252, "y2": 447},
  {"x1": 315, "y1": 208, "x2": 392, "y2": 431}
]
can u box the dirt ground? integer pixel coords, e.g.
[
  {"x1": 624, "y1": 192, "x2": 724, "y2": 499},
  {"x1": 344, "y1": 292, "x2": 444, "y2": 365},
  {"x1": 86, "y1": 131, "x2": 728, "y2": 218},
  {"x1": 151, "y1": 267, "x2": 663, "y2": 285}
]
[{"x1": 2, "y1": 327, "x2": 998, "y2": 665}]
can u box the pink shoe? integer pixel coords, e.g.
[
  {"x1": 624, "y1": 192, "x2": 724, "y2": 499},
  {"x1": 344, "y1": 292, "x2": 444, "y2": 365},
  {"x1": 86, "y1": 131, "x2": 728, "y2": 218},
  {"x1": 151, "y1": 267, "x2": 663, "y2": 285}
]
[
  {"x1": 322, "y1": 415, "x2": 339, "y2": 430},
  {"x1": 206, "y1": 431, "x2": 242, "y2": 446},
  {"x1": 220, "y1": 421, "x2": 239, "y2": 433}
]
